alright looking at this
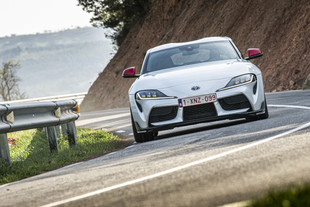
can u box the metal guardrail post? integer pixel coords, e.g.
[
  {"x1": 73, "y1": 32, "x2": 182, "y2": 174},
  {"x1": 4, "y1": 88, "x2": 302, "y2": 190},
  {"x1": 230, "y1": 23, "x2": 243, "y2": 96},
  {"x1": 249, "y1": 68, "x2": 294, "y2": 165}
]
[
  {"x1": 0, "y1": 134, "x2": 11, "y2": 163},
  {"x1": 61, "y1": 124, "x2": 68, "y2": 138},
  {"x1": 45, "y1": 126, "x2": 59, "y2": 152},
  {"x1": 56, "y1": 100, "x2": 79, "y2": 147},
  {"x1": 55, "y1": 126, "x2": 61, "y2": 136},
  {"x1": 67, "y1": 121, "x2": 77, "y2": 146}
]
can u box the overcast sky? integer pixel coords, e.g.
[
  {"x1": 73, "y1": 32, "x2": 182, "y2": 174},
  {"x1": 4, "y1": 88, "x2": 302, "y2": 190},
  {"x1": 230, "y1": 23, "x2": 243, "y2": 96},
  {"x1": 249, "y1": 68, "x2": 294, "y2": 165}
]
[{"x1": 0, "y1": 0, "x2": 93, "y2": 37}]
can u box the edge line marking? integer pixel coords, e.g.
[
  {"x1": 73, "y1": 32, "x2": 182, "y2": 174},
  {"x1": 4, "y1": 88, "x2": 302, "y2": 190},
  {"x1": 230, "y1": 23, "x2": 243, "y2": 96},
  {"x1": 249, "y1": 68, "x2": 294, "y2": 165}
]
[{"x1": 268, "y1": 104, "x2": 310, "y2": 110}]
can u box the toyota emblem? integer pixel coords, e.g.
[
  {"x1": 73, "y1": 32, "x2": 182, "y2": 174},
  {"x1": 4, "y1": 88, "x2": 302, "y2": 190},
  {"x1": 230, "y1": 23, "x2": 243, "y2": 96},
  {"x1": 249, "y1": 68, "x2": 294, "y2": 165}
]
[{"x1": 191, "y1": 86, "x2": 200, "y2": 91}]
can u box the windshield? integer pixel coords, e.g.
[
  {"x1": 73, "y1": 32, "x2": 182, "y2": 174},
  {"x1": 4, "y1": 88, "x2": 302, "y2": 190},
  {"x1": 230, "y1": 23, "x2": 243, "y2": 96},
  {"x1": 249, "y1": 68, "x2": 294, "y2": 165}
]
[{"x1": 143, "y1": 40, "x2": 240, "y2": 73}]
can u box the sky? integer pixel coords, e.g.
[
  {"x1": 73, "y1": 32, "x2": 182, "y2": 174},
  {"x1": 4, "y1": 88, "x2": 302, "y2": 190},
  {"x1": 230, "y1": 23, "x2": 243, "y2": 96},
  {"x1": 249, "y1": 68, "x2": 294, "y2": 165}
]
[{"x1": 0, "y1": 0, "x2": 93, "y2": 37}]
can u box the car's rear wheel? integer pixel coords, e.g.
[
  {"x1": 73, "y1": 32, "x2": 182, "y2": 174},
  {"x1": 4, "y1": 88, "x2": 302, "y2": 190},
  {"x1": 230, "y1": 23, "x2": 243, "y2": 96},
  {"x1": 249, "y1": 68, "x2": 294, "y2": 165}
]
[{"x1": 131, "y1": 112, "x2": 154, "y2": 143}]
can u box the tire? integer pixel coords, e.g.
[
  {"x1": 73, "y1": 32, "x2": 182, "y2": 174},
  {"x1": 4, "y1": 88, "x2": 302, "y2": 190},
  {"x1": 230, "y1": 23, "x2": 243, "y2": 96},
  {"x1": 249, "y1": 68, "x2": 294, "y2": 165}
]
[
  {"x1": 247, "y1": 95, "x2": 269, "y2": 121},
  {"x1": 131, "y1": 112, "x2": 154, "y2": 143},
  {"x1": 257, "y1": 98, "x2": 269, "y2": 119}
]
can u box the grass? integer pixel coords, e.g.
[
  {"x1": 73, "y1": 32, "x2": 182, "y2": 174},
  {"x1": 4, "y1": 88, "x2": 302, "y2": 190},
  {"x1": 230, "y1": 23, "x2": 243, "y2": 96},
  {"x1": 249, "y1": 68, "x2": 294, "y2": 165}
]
[
  {"x1": 304, "y1": 80, "x2": 310, "y2": 89},
  {"x1": 303, "y1": 75, "x2": 310, "y2": 89},
  {"x1": 0, "y1": 128, "x2": 132, "y2": 185},
  {"x1": 247, "y1": 184, "x2": 310, "y2": 207}
]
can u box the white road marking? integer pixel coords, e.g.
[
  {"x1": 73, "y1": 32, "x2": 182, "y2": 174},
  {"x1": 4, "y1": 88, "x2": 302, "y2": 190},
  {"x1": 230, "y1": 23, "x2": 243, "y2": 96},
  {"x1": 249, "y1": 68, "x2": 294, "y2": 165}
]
[
  {"x1": 108, "y1": 124, "x2": 132, "y2": 131},
  {"x1": 0, "y1": 183, "x2": 10, "y2": 189},
  {"x1": 0, "y1": 180, "x2": 22, "y2": 189},
  {"x1": 106, "y1": 152, "x2": 116, "y2": 156},
  {"x1": 268, "y1": 104, "x2": 310, "y2": 110},
  {"x1": 115, "y1": 130, "x2": 126, "y2": 133},
  {"x1": 81, "y1": 108, "x2": 129, "y2": 117},
  {"x1": 219, "y1": 200, "x2": 250, "y2": 207},
  {"x1": 96, "y1": 124, "x2": 132, "y2": 131},
  {"x1": 125, "y1": 145, "x2": 135, "y2": 149},
  {"x1": 61, "y1": 162, "x2": 84, "y2": 169},
  {"x1": 93, "y1": 119, "x2": 129, "y2": 130},
  {"x1": 41, "y1": 105, "x2": 310, "y2": 207},
  {"x1": 76, "y1": 113, "x2": 130, "y2": 127}
]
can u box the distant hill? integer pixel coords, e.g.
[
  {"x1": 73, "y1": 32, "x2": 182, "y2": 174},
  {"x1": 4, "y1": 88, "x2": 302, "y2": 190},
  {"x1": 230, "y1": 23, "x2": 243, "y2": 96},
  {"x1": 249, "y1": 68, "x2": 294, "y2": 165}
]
[{"x1": 0, "y1": 27, "x2": 114, "y2": 100}]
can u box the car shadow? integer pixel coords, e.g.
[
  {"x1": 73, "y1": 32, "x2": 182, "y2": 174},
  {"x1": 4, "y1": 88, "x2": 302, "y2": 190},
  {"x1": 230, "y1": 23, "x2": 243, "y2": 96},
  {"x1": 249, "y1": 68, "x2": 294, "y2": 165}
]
[{"x1": 154, "y1": 118, "x2": 250, "y2": 141}]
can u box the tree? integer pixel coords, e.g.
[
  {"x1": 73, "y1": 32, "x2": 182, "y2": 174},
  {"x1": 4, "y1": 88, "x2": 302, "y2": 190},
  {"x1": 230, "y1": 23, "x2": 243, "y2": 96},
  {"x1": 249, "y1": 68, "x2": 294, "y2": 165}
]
[
  {"x1": 0, "y1": 60, "x2": 26, "y2": 101},
  {"x1": 78, "y1": 0, "x2": 151, "y2": 46}
]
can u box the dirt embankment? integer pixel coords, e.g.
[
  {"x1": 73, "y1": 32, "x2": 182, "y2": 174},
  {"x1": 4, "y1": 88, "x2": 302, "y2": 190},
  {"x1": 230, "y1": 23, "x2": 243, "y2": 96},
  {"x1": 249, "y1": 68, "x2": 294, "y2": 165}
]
[{"x1": 81, "y1": 0, "x2": 310, "y2": 111}]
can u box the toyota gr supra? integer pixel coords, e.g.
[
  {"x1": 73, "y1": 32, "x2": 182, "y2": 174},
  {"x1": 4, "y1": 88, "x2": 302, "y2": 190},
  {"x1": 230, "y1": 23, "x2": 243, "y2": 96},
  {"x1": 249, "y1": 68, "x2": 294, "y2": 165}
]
[{"x1": 122, "y1": 37, "x2": 268, "y2": 142}]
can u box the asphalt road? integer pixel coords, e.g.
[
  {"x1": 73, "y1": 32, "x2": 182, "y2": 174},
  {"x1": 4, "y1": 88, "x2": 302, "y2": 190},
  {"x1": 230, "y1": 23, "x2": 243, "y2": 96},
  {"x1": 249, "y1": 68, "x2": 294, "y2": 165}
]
[{"x1": 1, "y1": 90, "x2": 310, "y2": 207}]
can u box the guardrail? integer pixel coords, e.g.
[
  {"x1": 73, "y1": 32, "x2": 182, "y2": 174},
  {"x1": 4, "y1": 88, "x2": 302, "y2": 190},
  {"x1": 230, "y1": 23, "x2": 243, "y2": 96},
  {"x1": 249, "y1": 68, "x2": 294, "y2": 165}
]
[
  {"x1": 0, "y1": 99, "x2": 80, "y2": 163},
  {"x1": 0, "y1": 92, "x2": 87, "y2": 105}
]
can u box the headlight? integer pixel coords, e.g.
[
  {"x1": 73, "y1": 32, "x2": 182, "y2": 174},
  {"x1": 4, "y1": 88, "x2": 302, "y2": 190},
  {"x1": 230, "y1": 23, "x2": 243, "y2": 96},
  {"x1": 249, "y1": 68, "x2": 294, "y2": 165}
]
[
  {"x1": 136, "y1": 90, "x2": 176, "y2": 100},
  {"x1": 218, "y1": 74, "x2": 256, "y2": 91}
]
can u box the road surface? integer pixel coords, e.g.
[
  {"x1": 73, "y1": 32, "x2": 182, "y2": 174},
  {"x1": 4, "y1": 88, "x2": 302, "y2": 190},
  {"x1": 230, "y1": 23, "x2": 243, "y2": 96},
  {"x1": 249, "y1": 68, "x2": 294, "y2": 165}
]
[{"x1": 1, "y1": 90, "x2": 310, "y2": 207}]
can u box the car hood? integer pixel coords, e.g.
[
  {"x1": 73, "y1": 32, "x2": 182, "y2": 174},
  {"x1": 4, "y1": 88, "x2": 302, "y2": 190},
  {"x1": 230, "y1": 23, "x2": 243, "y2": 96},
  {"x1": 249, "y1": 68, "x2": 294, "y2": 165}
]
[{"x1": 129, "y1": 59, "x2": 260, "y2": 96}]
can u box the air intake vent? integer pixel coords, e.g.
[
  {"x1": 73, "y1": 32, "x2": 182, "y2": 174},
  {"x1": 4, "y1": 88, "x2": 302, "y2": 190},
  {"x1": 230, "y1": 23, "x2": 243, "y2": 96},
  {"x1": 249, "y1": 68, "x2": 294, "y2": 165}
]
[
  {"x1": 183, "y1": 103, "x2": 217, "y2": 121},
  {"x1": 149, "y1": 106, "x2": 178, "y2": 125},
  {"x1": 218, "y1": 94, "x2": 251, "y2": 111}
]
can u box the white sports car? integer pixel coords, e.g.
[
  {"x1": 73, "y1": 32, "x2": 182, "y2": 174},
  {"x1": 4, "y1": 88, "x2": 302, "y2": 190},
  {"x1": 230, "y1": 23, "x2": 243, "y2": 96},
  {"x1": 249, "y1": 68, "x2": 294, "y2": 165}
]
[{"x1": 122, "y1": 37, "x2": 268, "y2": 142}]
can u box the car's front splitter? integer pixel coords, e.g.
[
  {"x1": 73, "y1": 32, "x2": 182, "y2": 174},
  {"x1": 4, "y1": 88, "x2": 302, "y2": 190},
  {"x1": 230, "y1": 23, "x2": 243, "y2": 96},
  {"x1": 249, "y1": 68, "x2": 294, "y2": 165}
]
[{"x1": 136, "y1": 109, "x2": 265, "y2": 133}]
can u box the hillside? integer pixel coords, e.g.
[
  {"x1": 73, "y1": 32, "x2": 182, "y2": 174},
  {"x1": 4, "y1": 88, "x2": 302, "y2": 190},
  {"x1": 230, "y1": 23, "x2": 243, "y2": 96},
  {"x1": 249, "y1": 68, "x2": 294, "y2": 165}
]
[
  {"x1": 81, "y1": 0, "x2": 310, "y2": 111},
  {"x1": 0, "y1": 27, "x2": 113, "y2": 100}
]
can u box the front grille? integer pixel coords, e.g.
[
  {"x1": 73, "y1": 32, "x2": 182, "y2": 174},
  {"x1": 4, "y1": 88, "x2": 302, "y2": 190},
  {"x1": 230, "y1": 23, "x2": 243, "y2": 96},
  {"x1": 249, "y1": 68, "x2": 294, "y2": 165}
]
[
  {"x1": 218, "y1": 94, "x2": 251, "y2": 111},
  {"x1": 149, "y1": 106, "x2": 178, "y2": 124},
  {"x1": 183, "y1": 103, "x2": 217, "y2": 121}
]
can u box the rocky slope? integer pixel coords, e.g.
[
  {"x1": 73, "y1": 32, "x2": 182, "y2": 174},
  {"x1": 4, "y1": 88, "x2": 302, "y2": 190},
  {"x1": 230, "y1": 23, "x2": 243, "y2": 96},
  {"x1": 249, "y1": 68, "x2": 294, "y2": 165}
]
[{"x1": 81, "y1": 0, "x2": 310, "y2": 111}]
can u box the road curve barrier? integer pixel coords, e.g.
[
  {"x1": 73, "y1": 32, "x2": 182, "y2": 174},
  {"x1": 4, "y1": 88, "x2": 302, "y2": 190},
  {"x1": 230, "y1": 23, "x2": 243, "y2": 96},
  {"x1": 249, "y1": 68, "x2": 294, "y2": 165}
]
[
  {"x1": 0, "y1": 99, "x2": 80, "y2": 163},
  {"x1": 0, "y1": 92, "x2": 87, "y2": 105}
]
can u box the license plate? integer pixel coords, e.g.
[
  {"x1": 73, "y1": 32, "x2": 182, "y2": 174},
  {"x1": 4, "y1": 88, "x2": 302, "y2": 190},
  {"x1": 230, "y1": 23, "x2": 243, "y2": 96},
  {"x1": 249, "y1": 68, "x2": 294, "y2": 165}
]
[{"x1": 178, "y1": 93, "x2": 217, "y2": 107}]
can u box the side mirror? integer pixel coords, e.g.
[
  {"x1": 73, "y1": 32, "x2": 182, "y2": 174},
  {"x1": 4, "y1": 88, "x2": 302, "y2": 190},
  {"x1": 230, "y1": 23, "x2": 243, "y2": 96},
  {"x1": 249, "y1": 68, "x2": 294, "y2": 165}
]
[
  {"x1": 245, "y1": 48, "x2": 263, "y2": 60},
  {"x1": 122, "y1": 67, "x2": 140, "y2": 78}
]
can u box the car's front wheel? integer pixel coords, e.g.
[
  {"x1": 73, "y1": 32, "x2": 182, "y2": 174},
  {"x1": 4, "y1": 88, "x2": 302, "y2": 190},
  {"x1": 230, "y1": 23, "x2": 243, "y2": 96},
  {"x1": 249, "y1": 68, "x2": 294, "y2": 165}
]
[
  {"x1": 247, "y1": 95, "x2": 269, "y2": 121},
  {"x1": 131, "y1": 112, "x2": 154, "y2": 143},
  {"x1": 257, "y1": 98, "x2": 269, "y2": 119}
]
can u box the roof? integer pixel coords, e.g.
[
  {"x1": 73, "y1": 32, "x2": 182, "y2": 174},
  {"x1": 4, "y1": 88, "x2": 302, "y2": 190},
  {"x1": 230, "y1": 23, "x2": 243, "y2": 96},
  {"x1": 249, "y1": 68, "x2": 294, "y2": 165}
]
[{"x1": 147, "y1": 36, "x2": 232, "y2": 53}]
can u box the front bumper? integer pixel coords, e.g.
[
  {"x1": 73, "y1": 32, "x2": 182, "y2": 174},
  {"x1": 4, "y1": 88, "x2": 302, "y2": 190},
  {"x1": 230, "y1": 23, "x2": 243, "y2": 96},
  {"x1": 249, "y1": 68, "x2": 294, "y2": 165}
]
[
  {"x1": 135, "y1": 108, "x2": 265, "y2": 133},
  {"x1": 130, "y1": 78, "x2": 265, "y2": 133}
]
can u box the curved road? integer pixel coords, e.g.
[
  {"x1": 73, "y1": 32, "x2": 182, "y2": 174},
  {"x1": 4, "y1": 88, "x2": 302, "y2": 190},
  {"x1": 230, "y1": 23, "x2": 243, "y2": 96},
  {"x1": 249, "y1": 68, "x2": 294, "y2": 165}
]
[{"x1": 1, "y1": 90, "x2": 310, "y2": 207}]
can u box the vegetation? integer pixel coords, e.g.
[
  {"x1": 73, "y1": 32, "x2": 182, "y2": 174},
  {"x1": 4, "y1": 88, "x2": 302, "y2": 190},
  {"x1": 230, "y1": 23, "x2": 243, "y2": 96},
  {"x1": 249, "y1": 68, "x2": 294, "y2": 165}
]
[
  {"x1": 78, "y1": 0, "x2": 151, "y2": 46},
  {"x1": 0, "y1": 128, "x2": 131, "y2": 184},
  {"x1": 0, "y1": 60, "x2": 26, "y2": 101},
  {"x1": 248, "y1": 184, "x2": 310, "y2": 207},
  {"x1": 304, "y1": 75, "x2": 310, "y2": 89}
]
